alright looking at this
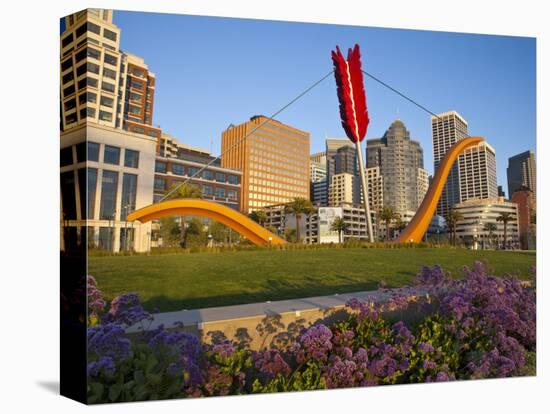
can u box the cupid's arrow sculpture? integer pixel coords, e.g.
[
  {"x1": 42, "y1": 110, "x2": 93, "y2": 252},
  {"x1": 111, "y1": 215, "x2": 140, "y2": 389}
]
[{"x1": 331, "y1": 44, "x2": 374, "y2": 242}]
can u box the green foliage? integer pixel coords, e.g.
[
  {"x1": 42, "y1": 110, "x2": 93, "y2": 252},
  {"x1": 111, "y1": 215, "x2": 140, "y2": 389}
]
[
  {"x1": 252, "y1": 362, "x2": 326, "y2": 393},
  {"x1": 87, "y1": 343, "x2": 185, "y2": 404}
]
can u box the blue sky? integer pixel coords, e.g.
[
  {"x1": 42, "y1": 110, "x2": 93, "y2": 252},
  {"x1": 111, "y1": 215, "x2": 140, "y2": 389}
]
[{"x1": 113, "y1": 10, "x2": 536, "y2": 195}]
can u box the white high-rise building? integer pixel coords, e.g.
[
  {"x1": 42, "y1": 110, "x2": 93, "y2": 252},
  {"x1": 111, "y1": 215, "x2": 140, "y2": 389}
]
[
  {"x1": 431, "y1": 111, "x2": 469, "y2": 217},
  {"x1": 417, "y1": 168, "x2": 429, "y2": 207},
  {"x1": 458, "y1": 141, "x2": 498, "y2": 201}
]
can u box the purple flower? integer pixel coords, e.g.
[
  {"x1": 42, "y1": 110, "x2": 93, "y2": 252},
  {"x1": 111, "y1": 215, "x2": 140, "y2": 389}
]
[
  {"x1": 423, "y1": 360, "x2": 437, "y2": 370},
  {"x1": 103, "y1": 293, "x2": 153, "y2": 327},
  {"x1": 87, "y1": 275, "x2": 106, "y2": 318},
  {"x1": 435, "y1": 371, "x2": 450, "y2": 382},
  {"x1": 254, "y1": 348, "x2": 291, "y2": 379},
  {"x1": 87, "y1": 356, "x2": 116, "y2": 377},
  {"x1": 291, "y1": 325, "x2": 333, "y2": 364},
  {"x1": 418, "y1": 342, "x2": 434, "y2": 353}
]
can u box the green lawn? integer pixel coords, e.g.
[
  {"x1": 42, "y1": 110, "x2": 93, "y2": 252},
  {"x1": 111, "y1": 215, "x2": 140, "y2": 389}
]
[{"x1": 89, "y1": 248, "x2": 535, "y2": 312}]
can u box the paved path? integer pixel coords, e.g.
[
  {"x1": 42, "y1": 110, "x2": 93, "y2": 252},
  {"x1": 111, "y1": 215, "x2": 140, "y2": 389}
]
[{"x1": 127, "y1": 287, "x2": 423, "y2": 333}]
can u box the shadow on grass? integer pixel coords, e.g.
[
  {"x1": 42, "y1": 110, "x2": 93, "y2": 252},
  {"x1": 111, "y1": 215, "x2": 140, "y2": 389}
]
[{"x1": 141, "y1": 280, "x2": 382, "y2": 313}]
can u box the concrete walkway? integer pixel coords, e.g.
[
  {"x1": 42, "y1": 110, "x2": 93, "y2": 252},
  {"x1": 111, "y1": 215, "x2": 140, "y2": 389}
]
[{"x1": 127, "y1": 287, "x2": 423, "y2": 335}]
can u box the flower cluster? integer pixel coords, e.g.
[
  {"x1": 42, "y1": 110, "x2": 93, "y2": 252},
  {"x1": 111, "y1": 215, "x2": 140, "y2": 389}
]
[
  {"x1": 290, "y1": 324, "x2": 333, "y2": 364},
  {"x1": 103, "y1": 293, "x2": 153, "y2": 327},
  {"x1": 87, "y1": 275, "x2": 106, "y2": 319}
]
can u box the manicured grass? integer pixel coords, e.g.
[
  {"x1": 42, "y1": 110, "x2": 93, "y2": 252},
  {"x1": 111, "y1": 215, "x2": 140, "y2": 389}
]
[{"x1": 89, "y1": 248, "x2": 535, "y2": 312}]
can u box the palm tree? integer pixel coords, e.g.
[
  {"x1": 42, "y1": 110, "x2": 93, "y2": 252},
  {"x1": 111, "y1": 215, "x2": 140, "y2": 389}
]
[
  {"x1": 249, "y1": 210, "x2": 268, "y2": 227},
  {"x1": 164, "y1": 183, "x2": 202, "y2": 248},
  {"x1": 483, "y1": 222, "x2": 497, "y2": 249},
  {"x1": 284, "y1": 197, "x2": 314, "y2": 243},
  {"x1": 379, "y1": 207, "x2": 399, "y2": 241},
  {"x1": 330, "y1": 216, "x2": 348, "y2": 243},
  {"x1": 445, "y1": 209, "x2": 464, "y2": 246},
  {"x1": 497, "y1": 212, "x2": 513, "y2": 250}
]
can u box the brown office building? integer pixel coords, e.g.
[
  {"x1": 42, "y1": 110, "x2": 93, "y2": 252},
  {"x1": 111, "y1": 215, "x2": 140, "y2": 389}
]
[
  {"x1": 221, "y1": 115, "x2": 310, "y2": 213},
  {"x1": 511, "y1": 186, "x2": 536, "y2": 250}
]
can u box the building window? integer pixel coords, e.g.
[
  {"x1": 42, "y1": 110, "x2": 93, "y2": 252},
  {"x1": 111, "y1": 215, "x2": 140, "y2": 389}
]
[
  {"x1": 103, "y1": 68, "x2": 117, "y2": 79},
  {"x1": 228, "y1": 175, "x2": 240, "y2": 185},
  {"x1": 215, "y1": 172, "x2": 226, "y2": 183},
  {"x1": 215, "y1": 188, "x2": 226, "y2": 198},
  {"x1": 101, "y1": 82, "x2": 115, "y2": 93},
  {"x1": 228, "y1": 190, "x2": 237, "y2": 200},
  {"x1": 63, "y1": 85, "x2": 75, "y2": 97},
  {"x1": 65, "y1": 113, "x2": 77, "y2": 125},
  {"x1": 147, "y1": 130, "x2": 159, "y2": 138},
  {"x1": 154, "y1": 177, "x2": 166, "y2": 191},
  {"x1": 75, "y1": 24, "x2": 86, "y2": 38},
  {"x1": 120, "y1": 173, "x2": 138, "y2": 220},
  {"x1": 188, "y1": 167, "x2": 199, "y2": 177},
  {"x1": 88, "y1": 62, "x2": 100, "y2": 74},
  {"x1": 98, "y1": 227, "x2": 114, "y2": 250},
  {"x1": 132, "y1": 127, "x2": 145, "y2": 134},
  {"x1": 86, "y1": 142, "x2": 100, "y2": 162},
  {"x1": 100, "y1": 95, "x2": 114, "y2": 108},
  {"x1": 202, "y1": 170, "x2": 213, "y2": 180},
  {"x1": 124, "y1": 149, "x2": 139, "y2": 168},
  {"x1": 128, "y1": 105, "x2": 141, "y2": 115},
  {"x1": 131, "y1": 67, "x2": 145, "y2": 77},
  {"x1": 62, "y1": 72, "x2": 74, "y2": 84},
  {"x1": 78, "y1": 77, "x2": 98, "y2": 89},
  {"x1": 60, "y1": 147, "x2": 73, "y2": 167},
  {"x1": 62, "y1": 34, "x2": 73, "y2": 48},
  {"x1": 103, "y1": 28, "x2": 117, "y2": 41},
  {"x1": 155, "y1": 161, "x2": 167, "y2": 173},
  {"x1": 64, "y1": 98, "x2": 76, "y2": 111},
  {"x1": 129, "y1": 92, "x2": 141, "y2": 101},
  {"x1": 172, "y1": 164, "x2": 185, "y2": 176},
  {"x1": 104, "y1": 53, "x2": 117, "y2": 66},
  {"x1": 99, "y1": 170, "x2": 118, "y2": 220},
  {"x1": 103, "y1": 145, "x2": 120, "y2": 165},
  {"x1": 99, "y1": 111, "x2": 113, "y2": 122},
  {"x1": 88, "y1": 22, "x2": 101, "y2": 35},
  {"x1": 130, "y1": 80, "x2": 143, "y2": 90},
  {"x1": 61, "y1": 58, "x2": 72, "y2": 72},
  {"x1": 202, "y1": 185, "x2": 213, "y2": 196},
  {"x1": 86, "y1": 107, "x2": 96, "y2": 118},
  {"x1": 60, "y1": 171, "x2": 77, "y2": 220}
]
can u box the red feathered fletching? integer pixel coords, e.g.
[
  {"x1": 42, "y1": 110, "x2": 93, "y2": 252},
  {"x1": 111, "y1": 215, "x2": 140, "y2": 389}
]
[{"x1": 331, "y1": 44, "x2": 370, "y2": 143}]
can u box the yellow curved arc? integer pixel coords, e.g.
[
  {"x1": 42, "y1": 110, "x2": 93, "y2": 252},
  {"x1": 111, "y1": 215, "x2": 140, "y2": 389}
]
[
  {"x1": 397, "y1": 136, "x2": 484, "y2": 243},
  {"x1": 127, "y1": 199, "x2": 287, "y2": 246}
]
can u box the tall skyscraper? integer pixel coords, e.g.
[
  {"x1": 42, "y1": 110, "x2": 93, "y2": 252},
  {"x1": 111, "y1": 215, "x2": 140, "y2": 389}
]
[
  {"x1": 507, "y1": 150, "x2": 536, "y2": 200},
  {"x1": 457, "y1": 141, "x2": 498, "y2": 201},
  {"x1": 221, "y1": 115, "x2": 310, "y2": 213},
  {"x1": 334, "y1": 145, "x2": 357, "y2": 176},
  {"x1": 431, "y1": 111, "x2": 468, "y2": 217},
  {"x1": 310, "y1": 159, "x2": 327, "y2": 206},
  {"x1": 325, "y1": 139, "x2": 354, "y2": 183},
  {"x1": 60, "y1": 9, "x2": 161, "y2": 139},
  {"x1": 366, "y1": 119, "x2": 428, "y2": 215}
]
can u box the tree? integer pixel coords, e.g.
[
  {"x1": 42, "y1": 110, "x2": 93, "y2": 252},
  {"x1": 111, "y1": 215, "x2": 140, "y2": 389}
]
[
  {"x1": 284, "y1": 198, "x2": 314, "y2": 243},
  {"x1": 163, "y1": 183, "x2": 202, "y2": 248},
  {"x1": 497, "y1": 212, "x2": 514, "y2": 250},
  {"x1": 445, "y1": 209, "x2": 464, "y2": 246},
  {"x1": 483, "y1": 222, "x2": 497, "y2": 249},
  {"x1": 159, "y1": 216, "x2": 181, "y2": 247},
  {"x1": 249, "y1": 210, "x2": 268, "y2": 226},
  {"x1": 379, "y1": 207, "x2": 399, "y2": 241},
  {"x1": 330, "y1": 217, "x2": 348, "y2": 243}
]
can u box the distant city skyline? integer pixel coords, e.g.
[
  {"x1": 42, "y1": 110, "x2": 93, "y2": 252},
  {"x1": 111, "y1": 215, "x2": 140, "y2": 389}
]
[{"x1": 111, "y1": 10, "x2": 536, "y2": 196}]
